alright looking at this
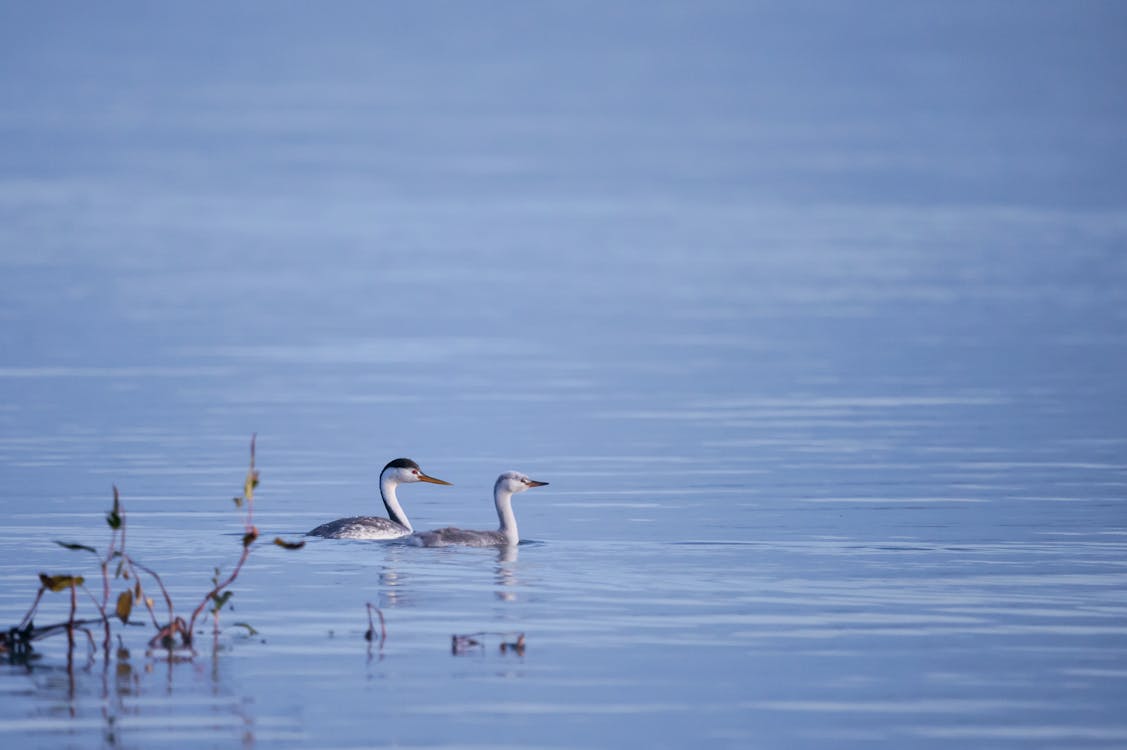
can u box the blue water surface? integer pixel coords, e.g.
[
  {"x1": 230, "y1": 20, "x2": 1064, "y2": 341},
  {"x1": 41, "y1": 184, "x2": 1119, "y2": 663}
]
[{"x1": 1, "y1": 2, "x2": 1126, "y2": 748}]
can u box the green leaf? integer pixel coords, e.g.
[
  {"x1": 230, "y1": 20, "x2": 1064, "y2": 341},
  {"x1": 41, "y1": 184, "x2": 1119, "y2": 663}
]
[
  {"x1": 210, "y1": 591, "x2": 234, "y2": 610},
  {"x1": 54, "y1": 540, "x2": 98, "y2": 554},
  {"x1": 107, "y1": 485, "x2": 122, "y2": 529},
  {"x1": 232, "y1": 622, "x2": 258, "y2": 636}
]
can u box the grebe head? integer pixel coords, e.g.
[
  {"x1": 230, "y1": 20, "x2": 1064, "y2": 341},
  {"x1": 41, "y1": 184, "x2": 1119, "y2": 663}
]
[
  {"x1": 495, "y1": 471, "x2": 549, "y2": 494},
  {"x1": 382, "y1": 458, "x2": 452, "y2": 486}
]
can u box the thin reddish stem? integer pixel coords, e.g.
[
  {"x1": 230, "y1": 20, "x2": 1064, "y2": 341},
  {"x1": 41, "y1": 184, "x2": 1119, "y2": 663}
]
[{"x1": 187, "y1": 544, "x2": 252, "y2": 640}]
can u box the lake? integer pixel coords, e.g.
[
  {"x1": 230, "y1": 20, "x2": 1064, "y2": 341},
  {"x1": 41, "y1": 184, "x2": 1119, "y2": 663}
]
[{"x1": 2, "y1": 2, "x2": 1126, "y2": 748}]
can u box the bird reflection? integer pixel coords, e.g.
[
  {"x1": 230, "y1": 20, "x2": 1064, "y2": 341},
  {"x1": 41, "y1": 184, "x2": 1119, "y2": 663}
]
[
  {"x1": 377, "y1": 543, "x2": 410, "y2": 609},
  {"x1": 495, "y1": 544, "x2": 520, "y2": 601}
]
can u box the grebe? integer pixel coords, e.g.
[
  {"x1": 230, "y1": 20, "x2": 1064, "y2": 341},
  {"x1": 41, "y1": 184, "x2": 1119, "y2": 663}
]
[
  {"x1": 307, "y1": 458, "x2": 451, "y2": 539},
  {"x1": 409, "y1": 471, "x2": 548, "y2": 547}
]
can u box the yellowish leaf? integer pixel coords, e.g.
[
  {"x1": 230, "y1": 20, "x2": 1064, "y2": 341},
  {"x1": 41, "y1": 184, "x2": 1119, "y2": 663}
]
[
  {"x1": 39, "y1": 573, "x2": 84, "y2": 592},
  {"x1": 115, "y1": 590, "x2": 133, "y2": 623}
]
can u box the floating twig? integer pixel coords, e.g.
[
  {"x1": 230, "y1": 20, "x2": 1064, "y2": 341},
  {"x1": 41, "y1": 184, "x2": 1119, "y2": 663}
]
[
  {"x1": 451, "y1": 631, "x2": 526, "y2": 656},
  {"x1": 500, "y1": 633, "x2": 526, "y2": 656},
  {"x1": 451, "y1": 633, "x2": 482, "y2": 655}
]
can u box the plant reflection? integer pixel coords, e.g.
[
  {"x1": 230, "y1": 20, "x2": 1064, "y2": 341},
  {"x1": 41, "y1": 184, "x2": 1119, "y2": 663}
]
[{"x1": 4, "y1": 638, "x2": 267, "y2": 748}]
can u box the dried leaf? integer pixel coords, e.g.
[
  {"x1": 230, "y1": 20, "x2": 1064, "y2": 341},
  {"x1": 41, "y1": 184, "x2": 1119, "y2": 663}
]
[
  {"x1": 145, "y1": 596, "x2": 154, "y2": 610},
  {"x1": 38, "y1": 573, "x2": 85, "y2": 592},
  {"x1": 115, "y1": 590, "x2": 133, "y2": 623},
  {"x1": 241, "y1": 528, "x2": 259, "y2": 547},
  {"x1": 273, "y1": 537, "x2": 305, "y2": 550},
  {"x1": 54, "y1": 540, "x2": 98, "y2": 554}
]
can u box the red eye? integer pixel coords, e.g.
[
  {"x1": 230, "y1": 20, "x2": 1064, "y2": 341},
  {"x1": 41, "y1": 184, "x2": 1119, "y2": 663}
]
[{"x1": 412, "y1": 470, "x2": 419, "y2": 475}]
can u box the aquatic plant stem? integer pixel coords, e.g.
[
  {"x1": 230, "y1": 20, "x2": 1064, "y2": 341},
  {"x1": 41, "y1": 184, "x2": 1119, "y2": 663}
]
[
  {"x1": 187, "y1": 436, "x2": 259, "y2": 645},
  {"x1": 186, "y1": 543, "x2": 252, "y2": 644},
  {"x1": 17, "y1": 587, "x2": 46, "y2": 630},
  {"x1": 66, "y1": 583, "x2": 77, "y2": 651},
  {"x1": 100, "y1": 486, "x2": 122, "y2": 656},
  {"x1": 126, "y1": 557, "x2": 174, "y2": 630}
]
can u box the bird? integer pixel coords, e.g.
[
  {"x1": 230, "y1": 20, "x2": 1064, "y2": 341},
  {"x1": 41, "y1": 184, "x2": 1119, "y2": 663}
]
[
  {"x1": 307, "y1": 458, "x2": 451, "y2": 539},
  {"x1": 408, "y1": 471, "x2": 548, "y2": 547}
]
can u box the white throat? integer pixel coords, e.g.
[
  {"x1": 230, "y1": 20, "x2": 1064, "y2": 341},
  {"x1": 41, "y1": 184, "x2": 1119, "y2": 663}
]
[
  {"x1": 494, "y1": 482, "x2": 519, "y2": 545},
  {"x1": 380, "y1": 472, "x2": 412, "y2": 530}
]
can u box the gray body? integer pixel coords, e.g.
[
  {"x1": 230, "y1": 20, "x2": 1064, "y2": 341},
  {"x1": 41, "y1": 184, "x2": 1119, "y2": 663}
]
[
  {"x1": 410, "y1": 526, "x2": 508, "y2": 547},
  {"x1": 308, "y1": 515, "x2": 410, "y2": 540},
  {"x1": 409, "y1": 471, "x2": 548, "y2": 548}
]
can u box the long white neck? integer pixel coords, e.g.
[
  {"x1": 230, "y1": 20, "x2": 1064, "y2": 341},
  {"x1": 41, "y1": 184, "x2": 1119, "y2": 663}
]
[
  {"x1": 380, "y1": 472, "x2": 412, "y2": 530},
  {"x1": 494, "y1": 481, "x2": 519, "y2": 545}
]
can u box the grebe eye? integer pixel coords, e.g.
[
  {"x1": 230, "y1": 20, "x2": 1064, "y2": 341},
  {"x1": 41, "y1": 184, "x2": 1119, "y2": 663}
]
[{"x1": 412, "y1": 469, "x2": 419, "y2": 475}]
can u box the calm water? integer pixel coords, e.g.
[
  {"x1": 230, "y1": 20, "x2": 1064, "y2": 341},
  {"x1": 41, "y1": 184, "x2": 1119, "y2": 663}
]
[{"x1": 2, "y1": 2, "x2": 1127, "y2": 748}]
